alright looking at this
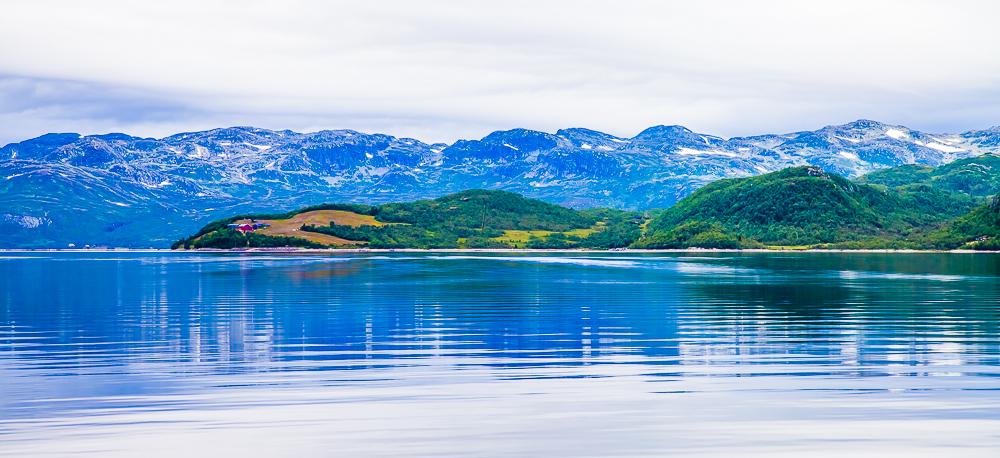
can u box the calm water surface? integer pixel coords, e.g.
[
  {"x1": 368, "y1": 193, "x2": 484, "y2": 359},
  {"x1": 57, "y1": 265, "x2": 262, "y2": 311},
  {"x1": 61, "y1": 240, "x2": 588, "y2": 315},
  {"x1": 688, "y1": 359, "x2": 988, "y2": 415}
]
[{"x1": 1, "y1": 252, "x2": 999, "y2": 457}]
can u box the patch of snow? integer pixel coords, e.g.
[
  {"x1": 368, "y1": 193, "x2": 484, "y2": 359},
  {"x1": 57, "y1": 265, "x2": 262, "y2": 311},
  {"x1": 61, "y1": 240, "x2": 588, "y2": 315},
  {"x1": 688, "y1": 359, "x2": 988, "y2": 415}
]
[
  {"x1": 885, "y1": 129, "x2": 909, "y2": 140},
  {"x1": 923, "y1": 142, "x2": 965, "y2": 153},
  {"x1": 610, "y1": 138, "x2": 629, "y2": 144},
  {"x1": 189, "y1": 145, "x2": 209, "y2": 159},
  {"x1": 837, "y1": 136, "x2": 861, "y2": 143},
  {"x1": 839, "y1": 151, "x2": 862, "y2": 162},
  {"x1": 108, "y1": 201, "x2": 130, "y2": 207},
  {"x1": 502, "y1": 143, "x2": 520, "y2": 151},
  {"x1": 674, "y1": 147, "x2": 737, "y2": 158},
  {"x1": 580, "y1": 143, "x2": 593, "y2": 150},
  {"x1": 365, "y1": 153, "x2": 374, "y2": 159},
  {"x1": 359, "y1": 166, "x2": 389, "y2": 177},
  {"x1": 244, "y1": 143, "x2": 271, "y2": 151},
  {"x1": 597, "y1": 145, "x2": 614, "y2": 151}
]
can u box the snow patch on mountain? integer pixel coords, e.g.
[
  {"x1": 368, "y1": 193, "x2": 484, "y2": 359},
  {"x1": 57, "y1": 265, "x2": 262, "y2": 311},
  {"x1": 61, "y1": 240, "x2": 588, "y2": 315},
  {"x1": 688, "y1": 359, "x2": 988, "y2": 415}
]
[
  {"x1": 885, "y1": 129, "x2": 909, "y2": 140},
  {"x1": 839, "y1": 151, "x2": 861, "y2": 161},
  {"x1": 675, "y1": 147, "x2": 738, "y2": 158},
  {"x1": 920, "y1": 141, "x2": 964, "y2": 153}
]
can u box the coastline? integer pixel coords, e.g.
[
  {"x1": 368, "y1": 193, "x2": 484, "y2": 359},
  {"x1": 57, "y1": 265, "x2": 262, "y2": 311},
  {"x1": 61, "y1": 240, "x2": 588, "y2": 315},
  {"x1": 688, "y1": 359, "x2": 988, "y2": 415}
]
[{"x1": 1, "y1": 247, "x2": 996, "y2": 254}]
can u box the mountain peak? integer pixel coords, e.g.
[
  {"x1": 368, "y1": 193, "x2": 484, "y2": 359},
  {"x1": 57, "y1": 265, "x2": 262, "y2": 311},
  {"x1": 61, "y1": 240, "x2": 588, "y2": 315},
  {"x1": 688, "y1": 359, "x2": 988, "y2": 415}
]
[
  {"x1": 841, "y1": 119, "x2": 885, "y2": 129},
  {"x1": 478, "y1": 128, "x2": 559, "y2": 151},
  {"x1": 634, "y1": 125, "x2": 693, "y2": 139},
  {"x1": 481, "y1": 128, "x2": 551, "y2": 140},
  {"x1": 555, "y1": 127, "x2": 615, "y2": 138},
  {"x1": 1, "y1": 132, "x2": 82, "y2": 160},
  {"x1": 555, "y1": 128, "x2": 625, "y2": 148}
]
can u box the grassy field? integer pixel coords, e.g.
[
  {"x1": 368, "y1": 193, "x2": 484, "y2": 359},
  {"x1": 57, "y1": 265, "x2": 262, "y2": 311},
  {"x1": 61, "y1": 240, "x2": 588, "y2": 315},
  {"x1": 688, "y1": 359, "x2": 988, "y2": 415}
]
[
  {"x1": 765, "y1": 245, "x2": 817, "y2": 251},
  {"x1": 237, "y1": 210, "x2": 384, "y2": 246},
  {"x1": 491, "y1": 225, "x2": 600, "y2": 247}
]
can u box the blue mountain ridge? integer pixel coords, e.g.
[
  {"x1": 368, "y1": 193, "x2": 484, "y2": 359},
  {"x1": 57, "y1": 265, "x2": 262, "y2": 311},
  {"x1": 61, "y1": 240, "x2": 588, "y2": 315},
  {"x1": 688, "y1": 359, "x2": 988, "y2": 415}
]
[{"x1": 2, "y1": 120, "x2": 998, "y2": 248}]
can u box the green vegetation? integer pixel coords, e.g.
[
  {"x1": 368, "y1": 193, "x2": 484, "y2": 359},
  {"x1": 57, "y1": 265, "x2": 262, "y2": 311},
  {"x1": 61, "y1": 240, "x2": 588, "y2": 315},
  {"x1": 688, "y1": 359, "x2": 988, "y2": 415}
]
[
  {"x1": 178, "y1": 161, "x2": 1000, "y2": 251},
  {"x1": 182, "y1": 229, "x2": 325, "y2": 249},
  {"x1": 571, "y1": 209, "x2": 646, "y2": 249},
  {"x1": 636, "y1": 221, "x2": 760, "y2": 249},
  {"x1": 920, "y1": 196, "x2": 1000, "y2": 250},
  {"x1": 858, "y1": 154, "x2": 1000, "y2": 198},
  {"x1": 636, "y1": 166, "x2": 982, "y2": 249},
  {"x1": 302, "y1": 190, "x2": 606, "y2": 249},
  {"x1": 181, "y1": 190, "x2": 648, "y2": 249},
  {"x1": 375, "y1": 190, "x2": 592, "y2": 232}
]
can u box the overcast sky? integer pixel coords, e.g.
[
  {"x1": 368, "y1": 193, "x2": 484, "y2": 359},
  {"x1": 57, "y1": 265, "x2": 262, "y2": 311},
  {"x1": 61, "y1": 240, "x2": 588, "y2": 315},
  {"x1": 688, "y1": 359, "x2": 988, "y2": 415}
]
[{"x1": 2, "y1": 0, "x2": 1000, "y2": 145}]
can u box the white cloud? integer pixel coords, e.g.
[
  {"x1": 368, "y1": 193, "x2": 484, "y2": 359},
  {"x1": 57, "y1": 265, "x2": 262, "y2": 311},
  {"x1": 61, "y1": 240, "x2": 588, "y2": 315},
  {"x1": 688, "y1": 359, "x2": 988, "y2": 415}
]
[{"x1": 1, "y1": 0, "x2": 1000, "y2": 144}]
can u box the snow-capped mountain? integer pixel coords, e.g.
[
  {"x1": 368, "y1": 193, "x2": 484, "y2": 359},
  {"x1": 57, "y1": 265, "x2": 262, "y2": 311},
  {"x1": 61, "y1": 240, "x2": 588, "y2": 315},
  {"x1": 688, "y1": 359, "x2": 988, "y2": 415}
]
[{"x1": 2, "y1": 120, "x2": 997, "y2": 248}]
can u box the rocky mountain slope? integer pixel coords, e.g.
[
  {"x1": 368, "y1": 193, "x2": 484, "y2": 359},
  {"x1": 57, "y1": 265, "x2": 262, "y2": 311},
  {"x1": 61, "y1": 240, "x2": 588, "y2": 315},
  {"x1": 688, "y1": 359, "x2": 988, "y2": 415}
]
[{"x1": 2, "y1": 120, "x2": 999, "y2": 248}]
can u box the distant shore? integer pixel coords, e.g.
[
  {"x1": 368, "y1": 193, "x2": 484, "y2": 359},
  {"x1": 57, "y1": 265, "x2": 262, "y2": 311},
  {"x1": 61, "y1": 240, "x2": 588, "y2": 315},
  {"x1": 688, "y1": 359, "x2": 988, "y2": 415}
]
[{"x1": 1, "y1": 248, "x2": 997, "y2": 254}]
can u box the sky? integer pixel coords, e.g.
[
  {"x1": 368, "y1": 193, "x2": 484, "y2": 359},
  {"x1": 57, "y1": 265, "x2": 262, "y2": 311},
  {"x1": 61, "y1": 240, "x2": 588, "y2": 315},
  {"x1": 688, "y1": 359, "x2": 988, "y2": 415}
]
[{"x1": 2, "y1": 0, "x2": 1000, "y2": 145}]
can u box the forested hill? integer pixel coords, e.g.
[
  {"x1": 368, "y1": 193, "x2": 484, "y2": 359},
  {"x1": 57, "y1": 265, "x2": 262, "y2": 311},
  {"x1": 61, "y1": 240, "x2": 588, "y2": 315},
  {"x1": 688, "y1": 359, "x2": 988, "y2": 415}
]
[
  {"x1": 924, "y1": 196, "x2": 1000, "y2": 250},
  {"x1": 175, "y1": 190, "x2": 645, "y2": 250},
  {"x1": 635, "y1": 165, "x2": 994, "y2": 249},
  {"x1": 857, "y1": 153, "x2": 1000, "y2": 197}
]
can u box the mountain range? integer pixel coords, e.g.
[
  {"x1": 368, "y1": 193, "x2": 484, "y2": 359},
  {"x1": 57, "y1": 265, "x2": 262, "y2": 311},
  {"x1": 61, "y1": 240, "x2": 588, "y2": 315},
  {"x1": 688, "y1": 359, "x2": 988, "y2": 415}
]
[
  {"x1": 3, "y1": 119, "x2": 1000, "y2": 248},
  {"x1": 179, "y1": 157, "x2": 1000, "y2": 251}
]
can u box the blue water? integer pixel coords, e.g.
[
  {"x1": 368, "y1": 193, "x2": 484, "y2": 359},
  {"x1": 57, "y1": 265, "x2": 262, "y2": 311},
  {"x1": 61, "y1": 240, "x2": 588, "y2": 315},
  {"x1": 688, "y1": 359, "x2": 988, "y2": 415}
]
[{"x1": 1, "y1": 251, "x2": 999, "y2": 457}]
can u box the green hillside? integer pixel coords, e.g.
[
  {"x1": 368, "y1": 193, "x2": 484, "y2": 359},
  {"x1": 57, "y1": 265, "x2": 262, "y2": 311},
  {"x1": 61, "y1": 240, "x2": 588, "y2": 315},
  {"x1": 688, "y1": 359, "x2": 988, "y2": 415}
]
[
  {"x1": 858, "y1": 154, "x2": 1000, "y2": 198},
  {"x1": 635, "y1": 166, "x2": 976, "y2": 249},
  {"x1": 921, "y1": 196, "x2": 1000, "y2": 250},
  {"x1": 175, "y1": 190, "x2": 646, "y2": 249}
]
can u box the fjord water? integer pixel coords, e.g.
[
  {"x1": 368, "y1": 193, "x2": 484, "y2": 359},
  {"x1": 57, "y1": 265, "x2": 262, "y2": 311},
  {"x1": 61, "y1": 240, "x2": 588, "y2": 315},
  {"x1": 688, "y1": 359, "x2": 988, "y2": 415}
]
[{"x1": 1, "y1": 252, "x2": 999, "y2": 457}]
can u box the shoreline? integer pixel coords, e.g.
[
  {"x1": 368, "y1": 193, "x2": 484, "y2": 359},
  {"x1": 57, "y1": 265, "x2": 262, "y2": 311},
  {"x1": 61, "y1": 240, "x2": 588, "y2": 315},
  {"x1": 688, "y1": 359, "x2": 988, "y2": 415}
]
[{"x1": 0, "y1": 247, "x2": 997, "y2": 254}]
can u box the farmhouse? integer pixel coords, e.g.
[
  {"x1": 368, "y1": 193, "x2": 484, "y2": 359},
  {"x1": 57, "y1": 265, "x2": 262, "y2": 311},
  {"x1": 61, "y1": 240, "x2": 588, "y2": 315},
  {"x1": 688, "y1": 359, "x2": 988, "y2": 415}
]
[{"x1": 226, "y1": 222, "x2": 270, "y2": 234}]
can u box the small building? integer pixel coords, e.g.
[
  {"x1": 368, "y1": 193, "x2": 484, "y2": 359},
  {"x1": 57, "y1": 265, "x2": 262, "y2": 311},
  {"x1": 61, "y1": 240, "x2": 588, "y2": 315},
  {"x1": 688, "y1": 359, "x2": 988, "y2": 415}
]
[{"x1": 228, "y1": 222, "x2": 270, "y2": 234}]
